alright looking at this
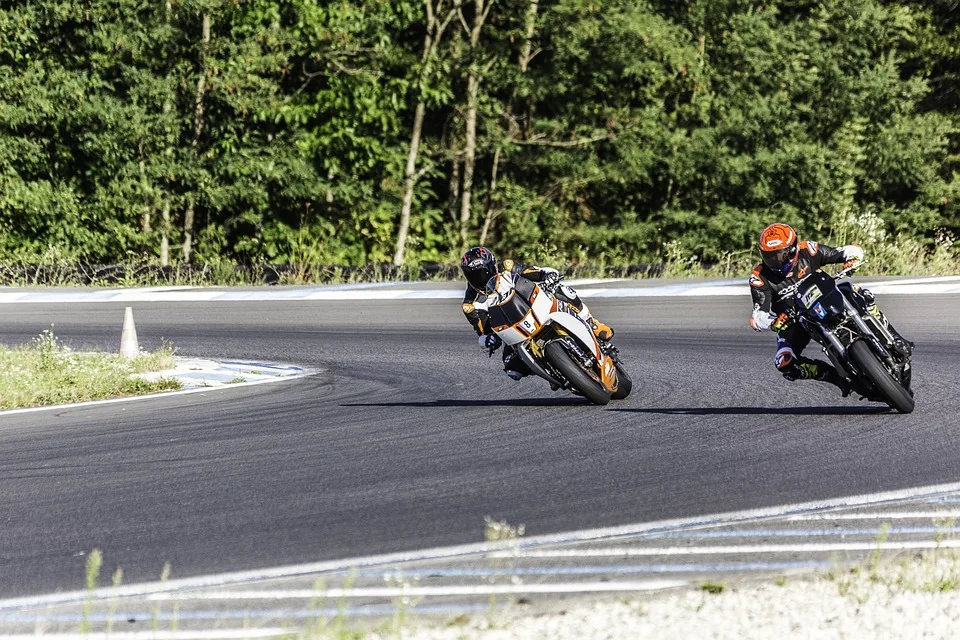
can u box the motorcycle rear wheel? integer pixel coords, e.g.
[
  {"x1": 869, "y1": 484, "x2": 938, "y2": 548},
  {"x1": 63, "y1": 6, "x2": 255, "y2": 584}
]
[
  {"x1": 848, "y1": 339, "x2": 915, "y2": 414},
  {"x1": 545, "y1": 341, "x2": 610, "y2": 406}
]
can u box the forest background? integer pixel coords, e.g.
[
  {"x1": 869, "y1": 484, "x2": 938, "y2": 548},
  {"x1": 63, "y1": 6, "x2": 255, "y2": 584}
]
[{"x1": 0, "y1": 0, "x2": 957, "y2": 281}]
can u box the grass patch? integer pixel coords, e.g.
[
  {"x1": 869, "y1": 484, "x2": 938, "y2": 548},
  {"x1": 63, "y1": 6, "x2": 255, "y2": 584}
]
[
  {"x1": 699, "y1": 581, "x2": 726, "y2": 595},
  {"x1": 0, "y1": 329, "x2": 181, "y2": 410}
]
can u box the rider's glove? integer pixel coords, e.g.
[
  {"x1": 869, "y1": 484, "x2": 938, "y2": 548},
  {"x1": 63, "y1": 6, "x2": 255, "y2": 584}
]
[
  {"x1": 478, "y1": 333, "x2": 502, "y2": 356},
  {"x1": 542, "y1": 272, "x2": 563, "y2": 290},
  {"x1": 750, "y1": 307, "x2": 775, "y2": 332},
  {"x1": 771, "y1": 312, "x2": 792, "y2": 332},
  {"x1": 842, "y1": 244, "x2": 865, "y2": 270}
]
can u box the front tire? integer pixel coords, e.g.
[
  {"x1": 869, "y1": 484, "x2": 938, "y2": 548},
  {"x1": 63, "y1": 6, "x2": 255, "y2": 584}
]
[
  {"x1": 848, "y1": 339, "x2": 915, "y2": 414},
  {"x1": 544, "y1": 341, "x2": 610, "y2": 405},
  {"x1": 611, "y1": 362, "x2": 633, "y2": 400}
]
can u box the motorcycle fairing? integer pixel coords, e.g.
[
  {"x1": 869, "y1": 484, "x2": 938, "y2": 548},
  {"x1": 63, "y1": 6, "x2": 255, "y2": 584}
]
[{"x1": 488, "y1": 276, "x2": 555, "y2": 347}]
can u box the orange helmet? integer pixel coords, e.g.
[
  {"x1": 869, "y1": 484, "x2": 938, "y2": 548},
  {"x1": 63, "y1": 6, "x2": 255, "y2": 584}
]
[{"x1": 759, "y1": 223, "x2": 799, "y2": 276}]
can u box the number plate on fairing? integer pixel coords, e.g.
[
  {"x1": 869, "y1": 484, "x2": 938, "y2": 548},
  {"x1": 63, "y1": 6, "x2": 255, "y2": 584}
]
[{"x1": 799, "y1": 285, "x2": 823, "y2": 309}]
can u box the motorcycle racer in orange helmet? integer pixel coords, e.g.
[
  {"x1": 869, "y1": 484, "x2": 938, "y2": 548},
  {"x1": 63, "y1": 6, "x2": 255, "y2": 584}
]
[{"x1": 749, "y1": 223, "x2": 867, "y2": 394}]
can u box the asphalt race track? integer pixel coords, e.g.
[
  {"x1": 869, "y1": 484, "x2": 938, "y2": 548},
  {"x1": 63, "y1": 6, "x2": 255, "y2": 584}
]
[{"x1": 0, "y1": 292, "x2": 958, "y2": 599}]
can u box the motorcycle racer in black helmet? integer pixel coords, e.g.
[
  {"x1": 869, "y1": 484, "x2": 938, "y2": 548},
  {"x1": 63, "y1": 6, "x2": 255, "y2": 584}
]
[{"x1": 460, "y1": 246, "x2": 614, "y2": 381}]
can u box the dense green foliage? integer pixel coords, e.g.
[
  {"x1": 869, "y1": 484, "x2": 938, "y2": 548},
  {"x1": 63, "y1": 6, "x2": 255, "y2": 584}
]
[{"x1": 0, "y1": 0, "x2": 956, "y2": 271}]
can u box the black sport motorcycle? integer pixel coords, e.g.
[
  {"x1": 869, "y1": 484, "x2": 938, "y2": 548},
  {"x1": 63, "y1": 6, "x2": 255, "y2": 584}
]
[{"x1": 780, "y1": 264, "x2": 914, "y2": 413}]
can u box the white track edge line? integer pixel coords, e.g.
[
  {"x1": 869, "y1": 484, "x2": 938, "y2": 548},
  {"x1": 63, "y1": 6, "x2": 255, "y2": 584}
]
[
  {"x1": 789, "y1": 511, "x2": 960, "y2": 520},
  {"x1": 147, "y1": 581, "x2": 687, "y2": 601},
  {"x1": 2, "y1": 275, "x2": 960, "y2": 303},
  {"x1": 0, "y1": 369, "x2": 320, "y2": 417},
  {"x1": 4, "y1": 479, "x2": 960, "y2": 610},
  {"x1": 490, "y1": 539, "x2": 960, "y2": 558},
  {"x1": 0, "y1": 632, "x2": 290, "y2": 640}
]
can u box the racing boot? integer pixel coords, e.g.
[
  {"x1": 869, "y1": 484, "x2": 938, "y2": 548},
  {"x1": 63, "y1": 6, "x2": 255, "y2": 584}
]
[
  {"x1": 503, "y1": 350, "x2": 530, "y2": 381},
  {"x1": 589, "y1": 317, "x2": 615, "y2": 342},
  {"x1": 858, "y1": 287, "x2": 914, "y2": 355},
  {"x1": 799, "y1": 360, "x2": 852, "y2": 397}
]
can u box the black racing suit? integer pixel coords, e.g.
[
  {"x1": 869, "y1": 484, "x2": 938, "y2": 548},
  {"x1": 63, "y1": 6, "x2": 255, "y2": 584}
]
[
  {"x1": 749, "y1": 241, "x2": 860, "y2": 387},
  {"x1": 462, "y1": 260, "x2": 586, "y2": 378}
]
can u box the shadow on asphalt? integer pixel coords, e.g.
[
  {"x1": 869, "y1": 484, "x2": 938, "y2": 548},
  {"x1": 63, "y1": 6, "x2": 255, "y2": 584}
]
[
  {"x1": 342, "y1": 397, "x2": 589, "y2": 408},
  {"x1": 611, "y1": 406, "x2": 892, "y2": 416}
]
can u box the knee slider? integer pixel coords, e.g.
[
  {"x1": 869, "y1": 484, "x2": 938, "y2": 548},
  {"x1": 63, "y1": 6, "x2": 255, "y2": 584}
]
[{"x1": 776, "y1": 349, "x2": 802, "y2": 381}]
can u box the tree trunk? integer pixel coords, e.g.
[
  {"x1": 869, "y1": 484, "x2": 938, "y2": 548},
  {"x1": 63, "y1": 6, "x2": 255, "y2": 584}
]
[
  {"x1": 518, "y1": 0, "x2": 540, "y2": 138},
  {"x1": 139, "y1": 157, "x2": 152, "y2": 234},
  {"x1": 447, "y1": 135, "x2": 461, "y2": 225},
  {"x1": 458, "y1": 0, "x2": 492, "y2": 249},
  {"x1": 160, "y1": 0, "x2": 173, "y2": 265},
  {"x1": 160, "y1": 193, "x2": 171, "y2": 266},
  {"x1": 519, "y1": 0, "x2": 539, "y2": 73},
  {"x1": 393, "y1": 0, "x2": 461, "y2": 266},
  {"x1": 479, "y1": 145, "x2": 501, "y2": 245},
  {"x1": 325, "y1": 166, "x2": 335, "y2": 207},
  {"x1": 183, "y1": 13, "x2": 211, "y2": 265},
  {"x1": 394, "y1": 100, "x2": 427, "y2": 266},
  {"x1": 459, "y1": 72, "x2": 479, "y2": 247}
]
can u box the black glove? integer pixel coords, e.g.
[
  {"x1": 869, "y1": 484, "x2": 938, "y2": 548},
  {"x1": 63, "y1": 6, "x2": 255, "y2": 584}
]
[
  {"x1": 478, "y1": 333, "x2": 502, "y2": 356},
  {"x1": 542, "y1": 272, "x2": 563, "y2": 291}
]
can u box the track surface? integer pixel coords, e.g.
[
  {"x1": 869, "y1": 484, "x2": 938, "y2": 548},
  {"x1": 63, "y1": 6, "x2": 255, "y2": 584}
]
[{"x1": 0, "y1": 293, "x2": 958, "y2": 598}]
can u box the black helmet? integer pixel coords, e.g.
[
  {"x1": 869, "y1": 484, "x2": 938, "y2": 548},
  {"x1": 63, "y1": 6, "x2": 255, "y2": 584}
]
[{"x1": 460, "y1": 246, "x2": 498, "y2": 290}]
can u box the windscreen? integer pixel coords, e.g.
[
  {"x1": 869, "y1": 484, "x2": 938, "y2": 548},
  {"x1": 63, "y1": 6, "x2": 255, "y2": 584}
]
[{"x1": 488, "y1": 291, "x2": 532, "y2": 328}]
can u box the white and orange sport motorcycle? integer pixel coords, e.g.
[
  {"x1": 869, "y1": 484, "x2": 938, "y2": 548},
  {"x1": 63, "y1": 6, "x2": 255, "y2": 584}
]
[{"x1": 477, "y1": 272, "x2": 632, "y2": 405}]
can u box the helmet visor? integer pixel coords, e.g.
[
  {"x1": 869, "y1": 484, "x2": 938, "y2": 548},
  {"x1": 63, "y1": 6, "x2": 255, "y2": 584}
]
[
  {"x1": 464, "y1": 266, "x2": 490, "y2": 290},
  {"x1": 761, "y1": 245, "x2": 797, "y2": 271}
]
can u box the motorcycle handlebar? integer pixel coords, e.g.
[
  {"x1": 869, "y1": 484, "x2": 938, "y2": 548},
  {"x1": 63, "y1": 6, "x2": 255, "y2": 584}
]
[{"x1": 777, "y1": 261, "x2": 867, "y2": 301}]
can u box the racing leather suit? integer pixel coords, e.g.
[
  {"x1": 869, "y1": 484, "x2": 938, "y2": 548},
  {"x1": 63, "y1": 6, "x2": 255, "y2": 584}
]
[
  {"x1": 749, "y1": 241, "x2": 864, "y2": 386},
  {"x1": 462, "y1": 260, "x2": 595, "y2": 379}
]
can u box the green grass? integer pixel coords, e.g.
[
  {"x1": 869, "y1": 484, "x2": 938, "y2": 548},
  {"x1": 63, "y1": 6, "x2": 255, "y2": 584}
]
[
  {"x1": 0, "y1": 329, "x2": 181, "y2": 410},
  {"x1": 699, "y1": 581, "x2": 726, "y2": 595}
]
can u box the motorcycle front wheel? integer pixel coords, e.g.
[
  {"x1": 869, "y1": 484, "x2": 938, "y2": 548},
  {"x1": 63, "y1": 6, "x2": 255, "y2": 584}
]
[
  {"x1": 544, "y1": 341, "x2": 610, "y2": 405},
  {"x1": 611, "y1": 361, "x2": 633, "y2": 400},
  {"x1": 848, "y1": 339, "x2": 915, "y2": 414}
]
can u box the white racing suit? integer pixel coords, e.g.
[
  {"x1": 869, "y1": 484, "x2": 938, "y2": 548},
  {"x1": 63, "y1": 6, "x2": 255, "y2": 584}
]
[{"x1": 462, "y1": 260, "x2": 598, "y2": 379}]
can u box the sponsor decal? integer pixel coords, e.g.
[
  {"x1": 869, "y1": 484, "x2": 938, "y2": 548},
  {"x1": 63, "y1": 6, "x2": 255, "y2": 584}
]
[
  {"x1": 749, "y1": 273, "x2": 764, "y2": 287},
  {"x1": 797, "y1": 265, "x2": 809, "y2": 278},
  {"x1": 806, "y1": 241, "x2": 819, "y2": 255},
  {"x1": 765, "y1": 239, "x2": 783, "y2": 248}
]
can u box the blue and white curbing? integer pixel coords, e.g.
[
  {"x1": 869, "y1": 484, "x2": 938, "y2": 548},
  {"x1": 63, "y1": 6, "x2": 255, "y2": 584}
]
[
  {"x1": 1, "y1": 275, "x2": 959, "y2": 304},
  {"x1": 137, "y1": 358, "x2": 315, "y2": 391},
  {"x1": 0, "y1": 359, "x2": 317, "y2": 416}
]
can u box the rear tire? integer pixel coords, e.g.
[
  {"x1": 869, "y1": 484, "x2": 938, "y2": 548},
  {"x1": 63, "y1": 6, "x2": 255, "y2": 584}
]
[
  {"x1": 848, "y1": 339, "x2": 915, "y2": 414},
  {"x1": 544, "y1": 341, "x2": 610, "y2": 406},
  {"x1": 611, "y1": 362, "x2": 633, "y2": 400}
]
